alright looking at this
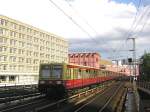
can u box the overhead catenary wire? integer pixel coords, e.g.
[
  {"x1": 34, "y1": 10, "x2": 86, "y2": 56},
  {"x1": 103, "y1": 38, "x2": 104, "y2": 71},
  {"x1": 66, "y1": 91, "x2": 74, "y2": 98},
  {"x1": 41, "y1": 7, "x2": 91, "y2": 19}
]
[
  {"x1": 49, "y1": 0, "x2": 114, "y2": 56},
  {"x1": 63, "y1": 0, "x2": 100, "y2": 35},
  {"x1": 132, "y1": 6, "x2": 150, "y2": 34},
  {"x1": 124, "y1": 0, "x2": 143, "y2": 39},
  {"x1": 138, "y1": 12, "x2": 150, "y2": 34},
  {"x1": 63, "y1": 0, "x2": 111, "y2": 54},
  {"x1": 107, "y1": 0, "x2": 143, "y2": 60},
  {"x1": 49, "y1": 0, "x2": 99, "y2": 45},
  {"x1": 135, "y1": 6, "x2": 150, "y2": 35},
  {"x1": 49, "y1": 0, "x2": 148, "y2": 60},
  {"x1": 111, "y1": 0, "x2": 145, "y2": 61}
]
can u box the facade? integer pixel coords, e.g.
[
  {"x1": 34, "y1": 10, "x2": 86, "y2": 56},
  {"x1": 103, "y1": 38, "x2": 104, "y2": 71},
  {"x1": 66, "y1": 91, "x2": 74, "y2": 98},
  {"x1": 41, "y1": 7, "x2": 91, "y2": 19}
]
[
  {"x1": 103, "y1": 64, "x2": 139, "y2": 76},
  {"x1": 0, "y1": 15, "x2": 68, "y2": 85},
  {"x1": 103, "y1": 65, "x2": 129, "y2": 75},
  {"x1": 68, "y1": 52, "x2": 100, "y2": 68}
]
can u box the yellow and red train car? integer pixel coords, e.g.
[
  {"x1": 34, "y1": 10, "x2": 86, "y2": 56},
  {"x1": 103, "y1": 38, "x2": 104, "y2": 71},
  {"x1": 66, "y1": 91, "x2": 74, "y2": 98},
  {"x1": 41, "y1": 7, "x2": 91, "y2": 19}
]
[{"x1": 38, "y1": 63, "x2": 123, "y2": 97}]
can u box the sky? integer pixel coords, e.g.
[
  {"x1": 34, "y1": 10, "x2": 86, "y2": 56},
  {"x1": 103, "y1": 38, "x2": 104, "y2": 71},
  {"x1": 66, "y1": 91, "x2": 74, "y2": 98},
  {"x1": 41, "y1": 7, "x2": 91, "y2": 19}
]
[{"x1": 0, "y1": 0, "x2": 150, "y2": 60}]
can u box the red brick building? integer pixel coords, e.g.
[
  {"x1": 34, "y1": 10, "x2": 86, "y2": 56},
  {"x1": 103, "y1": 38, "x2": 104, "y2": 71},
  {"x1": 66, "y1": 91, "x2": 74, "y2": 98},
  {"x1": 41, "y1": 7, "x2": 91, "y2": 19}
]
[{"x1": 68, "y1": 52, "x2": 100, "y2": 68}]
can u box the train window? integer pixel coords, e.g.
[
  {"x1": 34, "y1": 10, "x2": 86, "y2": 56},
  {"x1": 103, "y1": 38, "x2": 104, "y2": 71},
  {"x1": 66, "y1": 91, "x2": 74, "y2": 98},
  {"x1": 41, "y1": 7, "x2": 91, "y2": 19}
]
[
  {"x1": 70, "y1": 68, "x2": 74, "y2": 79},
  {"x1": 41, "y1": 65, "x2": 50, "y2": 78},
  {"x1": 77, "y1": 69, "x2": 82, "y2": 79},
  {"x1": 79, "y1": 69, "x2": 81, "y2": 72},
  {"x1": 66, "y1": 68, "x2": 71, "y2": 79},
  {"x1": 52, "y1": 65, "x2": 62, "y2": 78}
]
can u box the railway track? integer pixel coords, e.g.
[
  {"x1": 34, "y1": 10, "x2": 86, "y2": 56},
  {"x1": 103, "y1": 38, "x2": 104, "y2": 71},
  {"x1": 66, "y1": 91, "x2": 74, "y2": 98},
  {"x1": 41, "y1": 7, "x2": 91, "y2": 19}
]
[
  {"x1": 0, "y1": 81, "x2": 120, "y2": 112},
  {"x1": 0, "y1": 95, "x2": 47, "y2": 112},
  {"x1": 41, "y1": 81, "x2": 123, "y2": 112},
  {"x1": 0, "y1": 85, "x2": 40, "y2": 106},
  {"x1": 0, "y1": 84, "x2": 38, "y2": 98},
  {"x1": 0, "y1": 92, "x2": 43, "y2": 105},
  {"x1": 65, "y1": 82, "x2": 124, "y2": 112}
]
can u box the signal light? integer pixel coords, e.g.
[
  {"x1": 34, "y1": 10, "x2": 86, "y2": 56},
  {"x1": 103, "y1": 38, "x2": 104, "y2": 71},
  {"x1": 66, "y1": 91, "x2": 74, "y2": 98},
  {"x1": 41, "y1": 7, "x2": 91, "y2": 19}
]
[{"x1": 128, "y1": 58, "x2": 132, "y2": 63}]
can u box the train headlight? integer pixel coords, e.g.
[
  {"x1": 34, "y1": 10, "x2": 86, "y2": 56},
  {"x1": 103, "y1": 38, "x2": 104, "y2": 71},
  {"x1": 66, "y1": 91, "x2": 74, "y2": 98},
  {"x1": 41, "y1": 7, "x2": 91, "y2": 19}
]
[
  {"x1": 49, "y1": 81, "x2": 52, "y2": 84},
  {"x1": 40, "y1": 81, "x2": 45, "y2": 84},
  {"x1": 56, "y1": 81, "x2": 62, "y2": 84}
]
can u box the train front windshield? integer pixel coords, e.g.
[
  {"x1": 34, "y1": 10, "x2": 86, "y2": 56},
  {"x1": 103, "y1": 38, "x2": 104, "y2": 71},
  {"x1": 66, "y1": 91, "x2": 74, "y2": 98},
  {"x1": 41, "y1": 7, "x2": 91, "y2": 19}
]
[
  {"x1": 40, "y1": 65, "x2": 51, "y2": 78},
  {"x1": 52, "y1": 65, "x2": 62, "y2": 78},
  {"x1": 40, "y1": 64, "x2": 63, "y2": 79}
]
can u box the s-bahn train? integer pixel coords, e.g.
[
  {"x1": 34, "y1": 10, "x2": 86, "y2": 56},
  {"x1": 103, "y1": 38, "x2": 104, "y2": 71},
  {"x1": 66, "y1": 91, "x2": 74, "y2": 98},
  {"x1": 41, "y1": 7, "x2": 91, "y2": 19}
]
[{"x1": 38, "y1": 63, "x2": 124, "y2": 97}]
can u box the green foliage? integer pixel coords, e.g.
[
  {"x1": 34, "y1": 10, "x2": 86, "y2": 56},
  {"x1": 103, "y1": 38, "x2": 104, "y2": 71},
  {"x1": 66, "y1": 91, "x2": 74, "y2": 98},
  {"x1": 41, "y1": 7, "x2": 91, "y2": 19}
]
[{"x1": 140, "y1": 53, "x2": 150, "y2": 81}]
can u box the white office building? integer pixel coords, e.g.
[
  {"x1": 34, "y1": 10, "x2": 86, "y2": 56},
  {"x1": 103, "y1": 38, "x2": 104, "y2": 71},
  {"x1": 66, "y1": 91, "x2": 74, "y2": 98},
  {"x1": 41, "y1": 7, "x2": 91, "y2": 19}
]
[{"x1": 0, "y1": 15, "x2": 68, "y2": 85}]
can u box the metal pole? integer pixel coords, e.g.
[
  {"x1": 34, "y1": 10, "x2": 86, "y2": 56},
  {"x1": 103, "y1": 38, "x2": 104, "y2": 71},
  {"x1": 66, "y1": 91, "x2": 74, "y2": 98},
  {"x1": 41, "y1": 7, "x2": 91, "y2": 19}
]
[
  {"x1": 127, "y1": 38, "x2": 136, "y2": 82},
  {"x1": 112, "y1": 60, "x2": 119, "y2": 72},
  {"x1": 133, "y1": 38, "x2": 136, "y2": 80},
  {"x1": 129, "y1": 62, "x2": 131, "y2": 83}
]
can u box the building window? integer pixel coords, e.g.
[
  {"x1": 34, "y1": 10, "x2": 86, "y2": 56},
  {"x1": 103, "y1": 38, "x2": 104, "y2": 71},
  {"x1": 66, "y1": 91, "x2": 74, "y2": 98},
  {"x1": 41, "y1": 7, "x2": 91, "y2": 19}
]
[
  {"x1": 34, "y1": 52, "x2": 38, "y2": 57},
  {"x1": 18, "y1": 49, "x2": 24, "y2": 54},
  {"x1": 13, "y1": 65, "x2": 16, "y2": 70},
  {"x1": 0, "y1": 37, "x2": 7, "y2": 44},
  {"x1": 18, "y1": 57, "x2": 24, "y2": 62},
  {"x1": 26, "y1": 58, "x2": 32, "y2": 64},
  {"x1": 10, "y1": 31, "x2": 14, "y2": 37},
  {"x1": 40, "y1": 46, "x2": 44, "y2": 51},
  {"x1": 11, "y1": 22, "x2": 17, "y2": 29},
  {"x1": 33, "y1": 59, "x2": 39, "y2": 64},
  {"x1": 0, "y1": 28, "x2": 8, "y2": 36},
  {"x1": 0, "y1": 76, "x2": 6, "y2": 82},
  {"x1": 40, "y1": 53, "x2": 44, "y2": 58},
  {"x1": 0, "y1": 55, "x2": 7, "y2": 61},
  {"x1": 10, "y1": 48, "x2": 16, "y2": 54},
  {"x1": 0, "y1": 19, "x2": 8, "y2": 26},
  {"x1": 0, "y1": 46, "x2": 7, "y2": 52},
  {"x1": 9, "y1": 76, "x2": 15, "y2": 81},
  {"x1": 10, "y1": 39, "x2": 17, "y2": 46},
  {"x1": 96, "y1": 58, "x2": 98, "y2": 62},
  {"x1": 26, "y1": 50, "x2": 32, "y2": 56},
  {"x1": 1, "y1": 64, "x2": 7, "y2": 70},
  {"x1": 18, "y1": 41, "x2": 24, "y2": 47},
  {"x1": 0, "y1": 28, "x2": 3, "y2": 35},
  {"x1": 10, "y1": 65, "x2": 16, "y2": 70},
  {"x1": 9, "y1": 56, "x2": 16, "y2": 62}
]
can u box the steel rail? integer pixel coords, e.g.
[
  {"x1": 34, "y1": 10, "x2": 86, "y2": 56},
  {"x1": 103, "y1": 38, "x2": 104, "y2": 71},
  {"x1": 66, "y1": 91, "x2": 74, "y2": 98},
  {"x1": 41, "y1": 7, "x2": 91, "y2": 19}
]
[
  {"x1": 1, "y1": 81, "x2": 116, "y2": 112},
  {"x1": 73, "y1": 82, "x2": 122, "y2": 112},
  {"x1": 0, "y1": 92, "x2": 41, "y2": 104},
  {"x1": 98, "y1": 83, "x2": 123, "y2": 112},
  {"x1": 34, "y1": 87, "x2": 101, "y2": 112},
  {"x1": 0, "y1": 94, "x2": 45, "y2": 112},
  {"x1": 35, "y1": 81, "x2": 117, "y2": 112}
]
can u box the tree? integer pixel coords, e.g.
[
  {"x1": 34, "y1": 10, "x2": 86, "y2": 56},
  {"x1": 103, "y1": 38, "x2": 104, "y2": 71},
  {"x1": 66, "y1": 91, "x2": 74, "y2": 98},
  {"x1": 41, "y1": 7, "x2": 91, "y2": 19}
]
[{"x1": 140, "y1": 53, "x2": 150, "y2": 81}]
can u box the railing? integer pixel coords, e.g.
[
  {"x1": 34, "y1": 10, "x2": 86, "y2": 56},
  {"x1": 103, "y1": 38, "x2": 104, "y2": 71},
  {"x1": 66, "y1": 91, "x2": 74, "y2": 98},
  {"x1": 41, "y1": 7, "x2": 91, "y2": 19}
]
[
  {"x1": 133, "y1": 81, "x2": 140, "y2": 112},
  {"x1": 137, "y1": 81, "x2": 150, "y2": 90}
]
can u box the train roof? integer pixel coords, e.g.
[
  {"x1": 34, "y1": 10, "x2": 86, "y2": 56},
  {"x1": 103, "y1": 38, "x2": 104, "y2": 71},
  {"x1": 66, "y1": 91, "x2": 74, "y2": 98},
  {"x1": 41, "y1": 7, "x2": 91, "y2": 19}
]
[
  {"x1": 67, "y1": 63, "x2": 100, "y2": 70},
  {"x1": 40, "y1": 63, "x2": 100, "y2": 70},
  {"x1": 40, "y1": 63, "x2": 126, "y2": 75}
]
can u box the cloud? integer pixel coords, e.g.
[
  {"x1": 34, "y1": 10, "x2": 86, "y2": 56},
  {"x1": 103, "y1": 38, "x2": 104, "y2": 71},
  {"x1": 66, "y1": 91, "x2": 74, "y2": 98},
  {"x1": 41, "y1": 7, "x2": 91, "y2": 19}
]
[{"x1": 0, "y1": 0, "x2": 149, "y2": 59}]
